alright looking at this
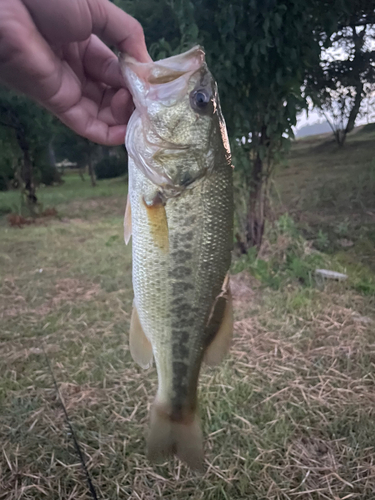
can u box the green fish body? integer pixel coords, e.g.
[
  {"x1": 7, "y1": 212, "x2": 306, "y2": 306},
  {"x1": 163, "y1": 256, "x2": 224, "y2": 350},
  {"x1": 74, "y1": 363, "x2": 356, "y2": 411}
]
[{"x1": 122, "y1": 46, "x2": 233, "y2": 470}]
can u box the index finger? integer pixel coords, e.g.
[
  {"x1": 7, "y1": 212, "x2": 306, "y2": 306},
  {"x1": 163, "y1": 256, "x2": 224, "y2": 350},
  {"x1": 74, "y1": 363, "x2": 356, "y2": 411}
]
[
  {"x1": 89, "y1": 0, "x2": 152, "y2": 62},
  {"x1": 22, "y1": 0, "x2": 151, "y2": 62}
]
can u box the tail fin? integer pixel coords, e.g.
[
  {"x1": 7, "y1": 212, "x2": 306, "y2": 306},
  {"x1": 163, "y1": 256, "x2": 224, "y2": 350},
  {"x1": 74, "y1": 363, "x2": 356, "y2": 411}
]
[{"x1": 147, "y1": 401, "x2": 204, "y2": 471}]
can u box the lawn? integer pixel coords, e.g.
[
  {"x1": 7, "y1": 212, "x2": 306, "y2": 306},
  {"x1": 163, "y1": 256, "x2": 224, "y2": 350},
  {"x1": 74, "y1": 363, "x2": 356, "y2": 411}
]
[{"x1": 1, "y1": 129, "x2": 375, "y2": 499}]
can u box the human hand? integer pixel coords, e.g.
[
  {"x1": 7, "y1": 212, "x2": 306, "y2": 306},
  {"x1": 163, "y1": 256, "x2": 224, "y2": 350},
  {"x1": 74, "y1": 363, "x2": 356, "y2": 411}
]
[{"x1": 0, "y1": 0, "x2": 151, "y2": 145}]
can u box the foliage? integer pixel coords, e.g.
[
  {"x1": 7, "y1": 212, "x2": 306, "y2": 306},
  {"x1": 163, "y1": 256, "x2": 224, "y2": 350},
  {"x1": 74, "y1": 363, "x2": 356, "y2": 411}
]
[
  {"x1": 94, "y1": 156, "x2": 128, "y2": 180},
  {"x1": 306, "y1": 11, "x2": 375, "y2": 146},
  {"x1": 34, "y1": 162, "x2": 62, "y2": 186},
  {"x1": 54, "y1": 126, "x2": 128, "y2": 186},
  {"x1": 54, "y1": 127, "x2": 94, "y2": 167},
  {"x1": 0, "y1": 87, "x2": 63, "y2": 210},
  {"x1": 0, "y1": 133, "x2": 17, "y2": 189}
]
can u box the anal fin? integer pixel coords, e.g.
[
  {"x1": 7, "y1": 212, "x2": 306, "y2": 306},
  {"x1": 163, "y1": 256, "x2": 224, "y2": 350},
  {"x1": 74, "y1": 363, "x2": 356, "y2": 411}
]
[
  {"x1": 129, "y1": 303, "x2": 153, "y2": 369},
  {"x1": 124, "y1": 194, "x2": 132, "y2": 245},
  {"x1": 204, "y1": 276, "x2": 233, "y2": 366}
]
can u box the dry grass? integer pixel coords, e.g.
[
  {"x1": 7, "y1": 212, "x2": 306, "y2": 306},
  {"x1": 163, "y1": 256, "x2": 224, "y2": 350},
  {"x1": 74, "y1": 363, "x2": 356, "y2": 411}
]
[{"x1": 1, "y1": 167, "x2": 375, "y2": 499}]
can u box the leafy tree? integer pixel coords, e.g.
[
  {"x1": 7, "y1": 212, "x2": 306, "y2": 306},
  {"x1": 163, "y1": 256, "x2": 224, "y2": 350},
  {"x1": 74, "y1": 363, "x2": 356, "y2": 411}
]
[
  {"x1": 54, "y1": 126, "x2": 127, "y2": 186},
  {"x1": 0, "y1": 124, "x2": 20, "y2": 191},
  {"x1": 54, "y1": 127, "x2": 99, "y2": 186},
  {"x1": 0, "y1": 88, "x2": 62, "y2": 210},
  {"x1": 95, "y1": 156, "x2": 128, "y2": 179},
  {"x1": 307, "y1": 20, "x2": 375, "y2": 146}
]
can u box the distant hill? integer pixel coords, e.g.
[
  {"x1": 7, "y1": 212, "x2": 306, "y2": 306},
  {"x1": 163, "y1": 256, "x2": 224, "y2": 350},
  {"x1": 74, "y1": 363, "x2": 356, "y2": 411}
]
[{"x1": 296, "y1": 121, "x2": 332, "y2": 138}]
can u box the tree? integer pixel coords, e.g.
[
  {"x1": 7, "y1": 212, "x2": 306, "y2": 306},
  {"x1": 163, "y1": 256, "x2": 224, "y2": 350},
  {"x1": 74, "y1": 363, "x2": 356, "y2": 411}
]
[
  {"x1": 307, "y1": 21, "x2": 375, "y2": 146},
  {"x1": 54, "y1": 125, "x2": 128, "y2": 186},
  {"x1": 0, "y1": 88, "x2": 62, "y2": 210}
]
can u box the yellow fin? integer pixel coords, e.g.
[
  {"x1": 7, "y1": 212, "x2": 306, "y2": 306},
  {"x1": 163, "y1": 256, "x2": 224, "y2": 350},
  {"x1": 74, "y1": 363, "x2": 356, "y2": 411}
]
[
  {"x1": 129, "y1": 303, "x2": 153, "y2": 369},
  {"x1": 204, "y1": 277, "x2": 233, "y2": 366},
  {"x1": 147, "y1": 399, "x2": 204, "y2": 472},
  {"x1": 143, "y1": 196, "x2": 169, "y2": 253},
  {"x1": 124, "y1": 194, "x2": 132, "y2": 245}
]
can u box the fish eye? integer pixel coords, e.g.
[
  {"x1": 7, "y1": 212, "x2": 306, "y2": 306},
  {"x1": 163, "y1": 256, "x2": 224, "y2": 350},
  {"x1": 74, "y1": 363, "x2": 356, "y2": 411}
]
[{"x1": 193, "y1": 90, "x2": 210, "y2": 108}]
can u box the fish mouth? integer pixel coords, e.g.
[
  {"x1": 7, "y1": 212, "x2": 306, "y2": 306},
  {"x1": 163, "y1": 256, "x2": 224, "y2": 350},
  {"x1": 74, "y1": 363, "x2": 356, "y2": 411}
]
[
  {"x1": 121, "y1": 45, "x2": 204, "y2": 84},
  {"x1": 122, "y1": 47, "x2": 207, "y2": 191},
  {"x1": 120, "y1": 46, "x2": 205, "y2": 103}
]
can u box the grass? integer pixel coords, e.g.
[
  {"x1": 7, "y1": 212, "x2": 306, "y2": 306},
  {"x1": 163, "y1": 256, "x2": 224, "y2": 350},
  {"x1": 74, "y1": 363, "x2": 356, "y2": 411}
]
[
  {"x1": 1, "y1": 129, "x2": 375, "y2": 499},
  {"x1": 0, "y1": 171, "x2": 128, "y2": 218}
]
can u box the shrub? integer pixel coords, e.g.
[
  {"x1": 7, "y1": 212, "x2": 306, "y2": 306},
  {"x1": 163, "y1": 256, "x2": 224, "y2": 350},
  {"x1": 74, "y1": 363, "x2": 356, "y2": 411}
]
[
  {"x1": 94, "y1": 156, "x2": 128, "y2": 180},
  {"x1": 34, "y1": 163, "x2": 62, "y2": 186},
  {"x1": 0, "y1": 173, "x2": 9, "y2": 191},
  {"x1": 0, "y1": 159, "x2": 15, "y2": 191}
]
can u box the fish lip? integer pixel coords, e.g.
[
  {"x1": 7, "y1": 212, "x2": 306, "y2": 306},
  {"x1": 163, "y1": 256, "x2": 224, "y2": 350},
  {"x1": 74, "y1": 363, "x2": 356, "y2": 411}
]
[
  {"x1": 120, "y1": 45, "x2": 205, "y2": 85},
  {"x1": 120, "y1": 46, "x2": 206, "y2": 106}
]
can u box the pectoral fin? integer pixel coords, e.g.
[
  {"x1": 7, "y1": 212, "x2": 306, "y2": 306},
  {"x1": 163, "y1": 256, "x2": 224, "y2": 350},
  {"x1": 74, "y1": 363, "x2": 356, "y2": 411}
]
[
  {"x1": 204, "y1": 277, "x2": 233, "y2": 366},
  {"x1": 129, "y1": 303, "x2": 153, "y2": 369},
  {"x1": 143, "y1": 193, "x2": 169, "y2": 253},
  {"x1": 124, "y1": 195, "x2": 132, "y2": 245}
]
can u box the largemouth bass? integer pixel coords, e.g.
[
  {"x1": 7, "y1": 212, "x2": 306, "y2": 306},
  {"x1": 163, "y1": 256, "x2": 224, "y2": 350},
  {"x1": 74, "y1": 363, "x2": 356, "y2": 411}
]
[{"x1": 121, "y1": 46, "x2": 233, "y2": 470}]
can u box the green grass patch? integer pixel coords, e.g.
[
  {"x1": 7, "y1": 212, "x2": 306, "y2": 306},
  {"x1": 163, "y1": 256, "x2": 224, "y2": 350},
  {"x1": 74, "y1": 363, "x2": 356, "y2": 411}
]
[
  {"x1": 233, "y1": 214, "x2": 327, "y2": 289},
  {"x1": 0, "y1": 170, "x2": 127, "y2": 217}
]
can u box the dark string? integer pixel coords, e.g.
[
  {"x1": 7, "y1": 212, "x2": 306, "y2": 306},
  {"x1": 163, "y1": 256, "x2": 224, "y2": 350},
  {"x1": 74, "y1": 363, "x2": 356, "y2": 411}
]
[{"x1": 43, "y1": 347, "x2": 99, "y2": 500}]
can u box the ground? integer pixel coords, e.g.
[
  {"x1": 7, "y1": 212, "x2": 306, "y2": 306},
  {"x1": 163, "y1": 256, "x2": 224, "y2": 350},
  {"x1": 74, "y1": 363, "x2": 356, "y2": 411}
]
[{"x1": 0, "y1": 127, "x2": 375, "y2": 499}]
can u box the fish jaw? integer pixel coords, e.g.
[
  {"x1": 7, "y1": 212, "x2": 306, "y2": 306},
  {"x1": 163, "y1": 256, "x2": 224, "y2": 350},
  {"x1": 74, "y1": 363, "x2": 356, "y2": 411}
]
[
  {"x1": 121, "y1": 46, "x2": 205, "y2": 109},
  {"x1": 121, "y1": 46, "x2": 227, "y2": 195}
]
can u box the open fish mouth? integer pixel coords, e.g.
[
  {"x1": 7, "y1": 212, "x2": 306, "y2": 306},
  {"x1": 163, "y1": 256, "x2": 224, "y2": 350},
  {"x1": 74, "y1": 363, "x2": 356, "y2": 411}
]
[
  {"x1": 120, "y1": 46, "x2": 205, "y2": 105},
  {"x1": 121, "y1": 46, "x2": 211, "y2": 190}
]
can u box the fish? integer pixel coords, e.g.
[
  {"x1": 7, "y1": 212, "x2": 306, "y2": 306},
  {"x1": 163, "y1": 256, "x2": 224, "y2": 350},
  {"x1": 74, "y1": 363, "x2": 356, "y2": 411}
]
[{"x1": 121, "y1": 46, "x2": 234, "y2": 471}]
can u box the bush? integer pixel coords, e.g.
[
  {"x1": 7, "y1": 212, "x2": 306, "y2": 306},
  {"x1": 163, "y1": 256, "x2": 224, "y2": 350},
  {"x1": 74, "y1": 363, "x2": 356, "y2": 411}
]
[
  {"x1": 0, "y1": 174, "x2": 9, "y2": 191},
  {"x1": 94, "y1": 156, "x2": 128, "y2": 180},
  {"x1": 34, "y1": 163, "x2": 62, "y2": 186},
  {"x1": 0, "y1": 159, "x2": 15, "y2": 191}
]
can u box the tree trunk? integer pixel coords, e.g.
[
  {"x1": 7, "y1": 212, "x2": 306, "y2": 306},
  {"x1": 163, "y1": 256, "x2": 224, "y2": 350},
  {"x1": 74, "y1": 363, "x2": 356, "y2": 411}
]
[
  {"x1": 48, "y1": 138, "x2": 63, "y2": 184},
  {"x1": 243, "y1": 125, "x2": 269, "y2": 251},
  {"x1": 16, "y1": 129, "x2": 37, "y2": 205},
  {"x1": 87, "y1": 152, "x2": 96, "y2": 187},
  {"x1": 245, "y1": 152, "x2": 265, "y2": 249},
  {"x1": 345, "y1": 82, "x2": 364, "y2": 136},
  {"x1": 339, "y1": 26, "x2": 366, "y2": 145},
  {"x1": 334, "y1": 129, "x2": 346, "y2": 147}
]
